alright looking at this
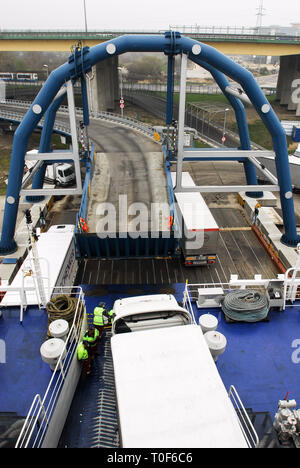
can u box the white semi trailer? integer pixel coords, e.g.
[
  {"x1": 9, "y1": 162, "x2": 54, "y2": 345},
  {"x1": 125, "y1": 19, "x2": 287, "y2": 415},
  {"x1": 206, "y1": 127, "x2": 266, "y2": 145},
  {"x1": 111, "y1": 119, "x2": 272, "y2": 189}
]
[
  {"x1": 171, "y1": 172, "x2": 219, "y2": 266},
  {"x1": 110, "y1": 294, "x2": 257, "y2": 448}
]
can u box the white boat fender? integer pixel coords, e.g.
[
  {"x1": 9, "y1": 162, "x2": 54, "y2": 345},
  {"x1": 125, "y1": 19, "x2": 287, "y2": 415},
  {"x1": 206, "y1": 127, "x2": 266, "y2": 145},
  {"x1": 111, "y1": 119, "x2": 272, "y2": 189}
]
[
  {"x1": 40, "y1": 338, "x2": 66, "y2": 371},
  {"x1": 204, "y1": 330, "x2": 227, "y2": 362},
  {"x1": 49, "y1": 319, "x2": 69, "y2": 342},
  {"x1": 199, "y1": 314, "x2": 218, "y2": 334}
]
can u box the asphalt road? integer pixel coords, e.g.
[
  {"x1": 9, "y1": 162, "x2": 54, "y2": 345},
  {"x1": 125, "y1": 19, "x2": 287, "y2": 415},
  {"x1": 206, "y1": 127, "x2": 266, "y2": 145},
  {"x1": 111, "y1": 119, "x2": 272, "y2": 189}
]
[{"x1": 86, "y1": 119, "x2": 169, "y2": 233}]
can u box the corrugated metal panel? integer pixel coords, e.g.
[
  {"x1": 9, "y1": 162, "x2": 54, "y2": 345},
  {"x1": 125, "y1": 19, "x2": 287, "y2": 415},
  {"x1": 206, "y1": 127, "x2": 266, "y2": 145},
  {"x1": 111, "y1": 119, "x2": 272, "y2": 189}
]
[{"x1": 75, "y1": 232, "x2": 179, "y2": 259}]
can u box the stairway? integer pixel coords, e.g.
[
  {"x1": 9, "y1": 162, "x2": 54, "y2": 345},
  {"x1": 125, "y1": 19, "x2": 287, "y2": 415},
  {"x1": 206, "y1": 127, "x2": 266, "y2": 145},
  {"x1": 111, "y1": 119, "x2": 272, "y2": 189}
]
[
  {"x1": 245, "y1": 408, "x2": 282, "y2": 448},
  {"x1": 89, "y1": 330, "x2": 119, "y2": 448}
]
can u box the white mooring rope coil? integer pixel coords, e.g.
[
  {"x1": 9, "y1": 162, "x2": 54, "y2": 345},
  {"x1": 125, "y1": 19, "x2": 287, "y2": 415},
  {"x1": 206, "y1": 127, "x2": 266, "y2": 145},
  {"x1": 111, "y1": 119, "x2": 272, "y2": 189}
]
[{"x1": 221, "y1": 289, "x2": 269, "y2": 322}]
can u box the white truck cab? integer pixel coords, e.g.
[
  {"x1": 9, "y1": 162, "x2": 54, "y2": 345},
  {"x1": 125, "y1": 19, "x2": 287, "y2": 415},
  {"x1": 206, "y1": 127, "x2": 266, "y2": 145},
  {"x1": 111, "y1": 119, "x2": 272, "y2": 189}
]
[
  {"x1": 112, "y1": 294, "x2": 191, "y2": 335},
  {"x1": 56, "y1": 163, "x2": 75, "y2": 186}
]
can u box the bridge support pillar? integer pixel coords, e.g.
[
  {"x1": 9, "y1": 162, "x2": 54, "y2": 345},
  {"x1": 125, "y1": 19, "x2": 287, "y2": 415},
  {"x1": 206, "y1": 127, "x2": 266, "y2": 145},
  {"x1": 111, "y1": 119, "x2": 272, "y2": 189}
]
[
  {"x1": 276, "y1": 55, "x2": 300, "y2": 113},
  {"x1": 87, "y1": 56, "x2": 119, "y2": 113}
]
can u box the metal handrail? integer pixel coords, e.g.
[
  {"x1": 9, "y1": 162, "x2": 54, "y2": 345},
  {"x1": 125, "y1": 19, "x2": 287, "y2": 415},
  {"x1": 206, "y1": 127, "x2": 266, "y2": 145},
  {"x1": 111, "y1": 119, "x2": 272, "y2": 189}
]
[
  {"x1": 228, "y1": 385, "x2": 259, "y2": 448},
  {"x1": 14, "y1": 394, "x2": 49, "y2": 449},
  {"x1": 0, "y1": 100, "x2": 157, "y2": 140},
  {"x1": 284, "y1": 265, "x2": 300, "y2": 303},
  {"x1": 15, "y1": 286, "x2": 86, "y2": 448},
  {"x1": 182, "y1": 281, "x2": 197, "y2": 324}
]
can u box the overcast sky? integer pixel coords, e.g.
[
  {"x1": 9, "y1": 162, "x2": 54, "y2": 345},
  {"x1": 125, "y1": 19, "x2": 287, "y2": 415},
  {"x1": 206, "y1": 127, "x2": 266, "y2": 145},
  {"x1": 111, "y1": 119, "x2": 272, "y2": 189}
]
[{"x1": 1, "y1": 0, "x2": 299, "y2": 31}]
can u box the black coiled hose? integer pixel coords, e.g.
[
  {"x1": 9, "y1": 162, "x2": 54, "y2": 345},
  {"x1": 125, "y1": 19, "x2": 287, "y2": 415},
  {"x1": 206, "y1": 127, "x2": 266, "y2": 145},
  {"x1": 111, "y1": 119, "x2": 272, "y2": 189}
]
[{"x1": 222, "y1": 289, "x2": 269, "y2": 322}]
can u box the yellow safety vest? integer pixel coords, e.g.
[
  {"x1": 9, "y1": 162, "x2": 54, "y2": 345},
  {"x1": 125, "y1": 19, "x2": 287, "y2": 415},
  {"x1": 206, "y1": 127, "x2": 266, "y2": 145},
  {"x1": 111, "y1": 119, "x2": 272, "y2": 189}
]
[
  {"x1": 83, "y1": 329, "x2": 99, "y2": 347},
  {"x1": 93, "y1": 307, "x2": 105, "y2": 326},
  {"x1": 77, "y1": 342, "x2": 88, "y2": 361}
]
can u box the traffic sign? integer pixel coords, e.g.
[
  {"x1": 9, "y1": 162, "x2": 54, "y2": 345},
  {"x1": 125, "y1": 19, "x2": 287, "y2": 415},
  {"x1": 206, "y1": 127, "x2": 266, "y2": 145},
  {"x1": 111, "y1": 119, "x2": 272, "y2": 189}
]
[
  {"x1": 120, "y1": 103, "x2": 125, "y2": 109},
  {"x1": 154, "y1": 132, "x2": 161, "y2": 142},
  {"x1": 221, "y1": 136, "x2": 226, "y2": 143},
  {"x1": 120, "y1": 98, "x2": 124, "y2": 104}
]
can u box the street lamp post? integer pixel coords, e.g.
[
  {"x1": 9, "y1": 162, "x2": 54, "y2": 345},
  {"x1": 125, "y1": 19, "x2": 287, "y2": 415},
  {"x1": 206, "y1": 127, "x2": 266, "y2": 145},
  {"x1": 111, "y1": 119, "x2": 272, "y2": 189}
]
[
  {"x1": 118, "y1": 66, "x2": 124, "y2": 117},
  {"x1": 83, "y1": 0, "x2": 88, "y2": 34},
  {"x1": 222, "y1": 108, "x2": 230, "y2": 145}
]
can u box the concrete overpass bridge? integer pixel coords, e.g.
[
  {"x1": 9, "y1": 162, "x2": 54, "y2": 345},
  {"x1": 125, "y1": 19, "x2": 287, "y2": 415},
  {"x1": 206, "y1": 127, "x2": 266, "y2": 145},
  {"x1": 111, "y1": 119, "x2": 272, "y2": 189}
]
[
  {"x1": 1, "y1": 29, "x2": 300, "y2": 116},
  {"x1": 1, "y1": 29, "x2": 300, "y2": 55}
]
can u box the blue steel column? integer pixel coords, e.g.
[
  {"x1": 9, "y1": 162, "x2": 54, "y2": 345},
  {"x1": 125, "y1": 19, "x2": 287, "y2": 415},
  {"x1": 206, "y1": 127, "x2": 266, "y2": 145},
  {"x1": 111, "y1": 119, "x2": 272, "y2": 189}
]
[
  {"x1": 81, "y1": 76, "x2": 90, "y2": 126},
  {"x1": 166, "y1": 55, "x2": 175, "y2": 125},
  {"x1": 26, "y1": 88, "x2": 68, "y2": 203},
  {"x1": 193, "y1": 58, "x2": 263, "y2": 198},
  {"x1": 165, "y1": 55, "x2": 175, "y2": 158}
]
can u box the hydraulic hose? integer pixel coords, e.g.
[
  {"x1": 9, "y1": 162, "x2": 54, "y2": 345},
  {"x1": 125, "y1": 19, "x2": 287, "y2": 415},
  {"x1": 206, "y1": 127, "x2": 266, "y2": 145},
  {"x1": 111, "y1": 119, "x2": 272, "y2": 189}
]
[{"x1": 221, "y1": 289, "x2": 269, "y2": 322}]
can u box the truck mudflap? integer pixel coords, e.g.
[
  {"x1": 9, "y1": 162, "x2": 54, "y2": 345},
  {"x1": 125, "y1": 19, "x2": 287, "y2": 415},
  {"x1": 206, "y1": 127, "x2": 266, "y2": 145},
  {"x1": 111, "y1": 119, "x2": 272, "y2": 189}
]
[{"x1": 184, "y1": 255, "x2": 216, "y2": 266}]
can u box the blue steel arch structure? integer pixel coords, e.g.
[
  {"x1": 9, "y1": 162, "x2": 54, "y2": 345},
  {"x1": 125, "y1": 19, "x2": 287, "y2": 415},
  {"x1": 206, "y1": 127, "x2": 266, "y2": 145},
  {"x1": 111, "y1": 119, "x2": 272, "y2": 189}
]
[{"x1": 1, "y1": 32, "x2": 299, "y2": 254}]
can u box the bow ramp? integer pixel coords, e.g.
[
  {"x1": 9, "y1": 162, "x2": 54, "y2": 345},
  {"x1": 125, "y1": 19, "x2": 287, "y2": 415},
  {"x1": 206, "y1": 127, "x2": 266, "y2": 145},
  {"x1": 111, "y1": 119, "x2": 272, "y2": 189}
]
[{"x1": 75, "y1": 139, "x2": 177, "y2": 259}]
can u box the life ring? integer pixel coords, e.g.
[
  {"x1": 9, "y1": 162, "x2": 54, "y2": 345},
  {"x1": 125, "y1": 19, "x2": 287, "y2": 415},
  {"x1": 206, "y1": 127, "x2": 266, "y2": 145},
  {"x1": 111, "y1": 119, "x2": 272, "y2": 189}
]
[
  {"x1": 79, "y1": 217, "x2": 88, "y2": 232},
  {"x1": 167, "y1": 216, "x2": 174, "y2": 230}
]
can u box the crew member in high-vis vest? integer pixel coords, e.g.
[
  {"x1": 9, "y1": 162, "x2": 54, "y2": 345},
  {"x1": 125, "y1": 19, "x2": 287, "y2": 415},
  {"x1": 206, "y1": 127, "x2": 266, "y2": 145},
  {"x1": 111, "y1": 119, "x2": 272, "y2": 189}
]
[
  {"x1": 83, "y1": 327, "x2": 99, "y2": 360},
  {"x1": 93, "y1": 303, "x2": 108, "y2": 338},
  {"x1": 106, "y1": 308, "x2": 115, "y2": 324},
  {"x1": 77, "y1": 341, "x2": 91, "y2": 375},
  {"x1": 93, "y1": 303, "x2": 115, "y2": 334}
]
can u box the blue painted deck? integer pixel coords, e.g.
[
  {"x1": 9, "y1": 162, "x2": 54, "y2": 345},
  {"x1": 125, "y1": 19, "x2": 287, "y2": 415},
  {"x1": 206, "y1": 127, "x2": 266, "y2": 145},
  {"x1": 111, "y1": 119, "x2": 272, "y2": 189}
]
[{"x1": 0, "y1": 306, "x2": 53, "y2": 417}]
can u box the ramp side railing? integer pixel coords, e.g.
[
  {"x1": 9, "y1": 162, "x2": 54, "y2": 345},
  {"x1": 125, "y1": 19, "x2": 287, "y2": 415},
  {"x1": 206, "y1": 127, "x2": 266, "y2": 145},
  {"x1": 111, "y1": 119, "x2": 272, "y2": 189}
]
[{"x1": 0, "y1": 99, "x2": 158, "y2": 141}]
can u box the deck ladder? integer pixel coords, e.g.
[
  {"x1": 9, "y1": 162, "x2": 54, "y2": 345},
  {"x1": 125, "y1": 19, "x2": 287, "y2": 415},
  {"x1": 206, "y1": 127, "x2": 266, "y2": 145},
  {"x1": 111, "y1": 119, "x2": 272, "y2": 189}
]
[{"x1": 90, "y1": 331, "x2": 119, "y2": 448}]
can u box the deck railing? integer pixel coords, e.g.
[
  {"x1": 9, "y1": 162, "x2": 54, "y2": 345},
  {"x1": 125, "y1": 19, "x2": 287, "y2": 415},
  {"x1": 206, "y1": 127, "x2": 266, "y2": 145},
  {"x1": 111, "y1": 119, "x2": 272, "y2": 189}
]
[
  {"x1": 15, "y1": 286, "x2": 86, "y2": 448},
  {"x1": 0, "y1": 99, "x2": 157, "y2": 141},
  {"x1": 228, "y1": 385, "x2": 259, "y2": 448}
]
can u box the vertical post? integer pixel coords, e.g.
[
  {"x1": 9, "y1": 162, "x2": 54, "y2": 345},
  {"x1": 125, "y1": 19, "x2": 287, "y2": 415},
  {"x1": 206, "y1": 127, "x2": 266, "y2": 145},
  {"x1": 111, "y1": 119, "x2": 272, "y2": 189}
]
[
  {"x1": 118, "y1": 67, "x2": 124, "y2": 117},
  {"x1": 81, "y1": 76, "x2": 90, "y2": 157},
  {"x1": 166, "y1": 55, "x2": 175, "y2": 156},
  {"x1": 222, "y1": 108, "x2": 228, "y2": 145},
  {"x1": 166, "y1": 55, "x2": 175, "y2": 125},
  {"x1": 174, "y1": 52, "x2": 187, "y2": 192},
  {"x1": 67, "y1": 81, "x2": 82, "y2": 193},
  {"x1": 83, "y1": 0, "x2": 88, "y2": 34},
  {"x1": 81, "y1": 76, "x2": 90, "y2": 127}
]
